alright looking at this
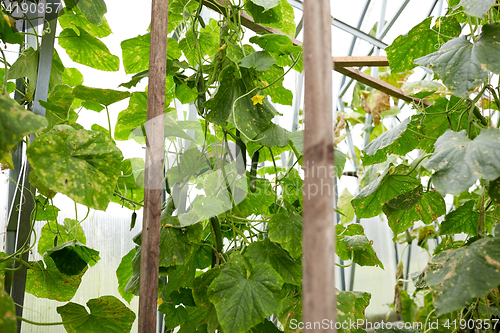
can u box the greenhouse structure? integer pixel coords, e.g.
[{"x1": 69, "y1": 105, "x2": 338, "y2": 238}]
[{"x1": 1, "y1": 0, "x2": 500, "y2": 332}]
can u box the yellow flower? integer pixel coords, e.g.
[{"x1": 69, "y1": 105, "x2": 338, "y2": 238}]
[
  {"x1": 262, "y1": 81, "x2": 269, "y2": 87},
  {"x1": 251, "y1": 94, "x2": 265, "y2": 105},
  {"x1": 157, "y1": 298, "x2": 163, "y2": 307}
]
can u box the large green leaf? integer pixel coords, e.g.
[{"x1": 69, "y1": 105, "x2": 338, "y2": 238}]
[
  {"x1": 489, "y1": 177, "x2": 500, "y2": 204},
  {"x1": 245, "y1": 238, "x2": 301, "y2": 285},
  {"x1": 252, "y1": 123, "x2": 290, "y2": 147},
  {"x1": 121, "y1": 34, "x2": 150, "y2": 74},
  {"x1": 240, "y1": 51, "x2": 277, "y2": 71},
  {"x1": 47, "y1": 240, "x2": 100, "y2": 276},
  {"x1": 383, "y1": 191, "x2": 446, "y2": 236},
  {"x1": 386, "y1": 16, "x2": 461, "y2": 73},
  {"x1": 38, "y1": 218, "x2": 86, "y2": 256},
  {"x1": 207, "y1": 254, "x2": 283, "y2": 333},
  {"x1": 426, "y1": 128, "x2": 500, "y2": 195},
  {"x1": 58, "y1": 7, "x2": 111, "y2": 38},
  {"x1": 6, "y1": 47, "x2": 38, "y2": 100},
  {"x1": 425, "y1": 236, "x2": 500, "y2": 315},
  {"x1": 415, "y1": 24, "x2": 500, "y2": 98},
  {"x1": 57, "y1": 296, "x2": 136, "y2": 332},
  {"x1": 62, "y1": 68, "x2": 84, "y2": 87},
  {"x1": 0, "y1": 94, "x2": 47, "y2": 160},
  {"x1": 159, "y1": 222, "x2": 203, "y2": 267},
  {"x1": 59, "y1": 27, "x2": 119, "y2": 71},
  {"x1": 363, "y1": 117, "x2": 420, "y2": 166},
  {"x1": 439, "y1": 200, "x2": 479, "y2": 236},
  {"x1": 73, "y1": 85, "x2": 130, "y2": 107},
  {"x1": 460, "y1": 0, "x2": 496, "y2": 17},
  {"x1": 116, "y1": 248, "x2": 135, "y2": 303},
  {"x1": 351, "y1": 165, "x2": 422, "y2": 219},
  {"x1": 27, "y1": 125, "x2": 123, "y2": 211},
  {"x1": 269, "y1": 210, "x2": 302, "y2": 258},
  {"x1": 26, "y1": 257, "x2": 86, "y2": 301},
  {"x1": 336, "y1": 224, "x2": 384, "y2": 268},
  {"x1": 76, "y1": 0, "x2": 107, "y2": 26}
]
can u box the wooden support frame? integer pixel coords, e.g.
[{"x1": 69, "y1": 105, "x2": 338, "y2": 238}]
[
  {"x1": 302, "y1": 0, "x2": 336, "y2": 331},
  {"x1": 138, "y1": 0, "x2": 168, "y2": 332}
]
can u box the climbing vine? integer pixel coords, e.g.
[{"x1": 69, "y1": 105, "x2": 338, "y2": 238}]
[{"x1": 1, "y1": 0, "x2": 500, "y2": 332}]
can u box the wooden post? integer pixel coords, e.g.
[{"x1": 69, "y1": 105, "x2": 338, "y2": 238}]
[
  {"x1": 138, "y1": 0, "x2": 168, "y2": 332},
  {"x1": 303, "y1": 0, "x2": 336, "y2": 332}
]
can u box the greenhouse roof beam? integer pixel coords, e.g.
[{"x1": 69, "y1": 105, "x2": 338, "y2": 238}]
[{"x1": 288, "y1": 0, "x2": 387, "y2": 49}]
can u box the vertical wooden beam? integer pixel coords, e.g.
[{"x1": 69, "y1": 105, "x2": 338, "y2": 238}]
[
  {"x1": 138, "y1": 0, "x2": 168, "y2": 332},
  {"x1": 303, "y1": 0, "x2": 336, "y2": 332}
]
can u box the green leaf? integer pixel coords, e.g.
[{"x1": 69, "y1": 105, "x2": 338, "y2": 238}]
[
  {"x1": 159, "y1": 223, "x2": 203, "y2": 267},
  {"x1": 335, "y1": 148, "x2": 347, "y2": 179},
  {"x1": 163, "y1": 247, "x2": 201, "y2": 297},
  {"x1": 0, "y1": 11, "x2": 23, "y2": 45},
  {"x1": 440, "y1": 200, "x2": 479, "y2": 236},
  {"x1": 38, "y1": 218, "x2": 86, "y2": 256},
  {"x1": 121, "y1": 34, "x2": 150, "y2": 74},
  {"x1": 338, "y1": 189, "x2": 355, "y2": 224},
  {"x1": 158, "y1": 303, "x2": 192, "y2": 329},
  {"x1": 6, "y1": 47, "x2": 38, "y2": 100},
  {"x1": 252, "y1": 123, "x2": 290, "y2": 147},
  {"x1": 383, "y1": 191, "x2": 446, "y2": 236},
  {"x1": 426, "y1": 128, "x2": 500, "y2": 195},
  {"x1": 248, "y1": 0, "x2": 280, "y2": 11},
  {"x1": 416, "y1": 24, "x2": 500, "y2": 98},
  {"x1": 116, "y1": 248, "x2": 135, "y2": 303},
  {"x1": 240, "y1": 51, "x2": 277, "y2": 71},
  {"x1": 288, "y1": 130, "x2": 304, "y2": 156},
  {"x1": 26, "y1": 257, "x2": 86, "y2": 301},
  {"x1": 112, "y1": 158, "x2": 145, "y2": 210},
  {"x1": 114, "y1": 90, "x2": 181, "y2": 142},
  {"x1": 245, "y1": 238, "x2": 301, "y2": 285},
  {"x1": 0, "y1": 94, "x2": 47, "y2": 161},
  {"x1": 269, "y1": 210, "x2": 302, "y2": 258},
  {"x1": 193, "y1": 266, "x2": 223, "y2": 306},
  {"x1": 59, "y1": 27, "x2": 119, "y2": 71},
  {"x1": 245, "y1": 0, "x2": 296, "y2": 37},
  {"x1": 207, "y1": 254, "x2": 283, "y2": 333},
  {"x1": 62, "y1": 68, "x2": 84, "y2": 87},
  {"x1": 76, "y1": 0, "x2": 107, "y2": 26},
  {"x1": 73, "y1": 85, "x2": 130, "y2": 106},
  {"x1": 179, "y1": 19, "x2": 219, "y2": 66},
  {"x1": 57, "y1": 296, "x2": 136, "y2": 332},
  {"x1": 351, "y1": 165, "x2": 422, "y2": 219},
  {"x1": 336, "y1": 224, "x2": 384, "y2": 268},
  {"x1": 58, "y1": 7, "x2": 111, "y2": 38},
  {"x1": 47, "y1": 240, "x2": 100, "y2": 276},
  {"x1": 205, "y1": 66, "x2": 278, "y2": 139},
  {"x1": 460, "y1": 0, "x2": 495, "y2": 17},
  {"x1": 260, "y1": 65, "x2": 293, "y2": 106},
  {"x1": 235, "y1": 175, "x2": 275, "y2": 217},
  {"x1": 0, "y1": 286, "x2": 16, "y2": 333},
  {"x1": 425, "y1": 237, "x2": 500, "y2": 315},
  {"x1": 363, "y1": 117, "x2": 420, "y2": 166},
  {"x1": 337, "y1": 289, "x2": 371, "y2": 330},
  {"x1": 27, "y1": 125, "x2": 123, "y2": 211},
  {"x1": 489, "y1": 177, "x2": 500, "y2": 204},
  {"x1": 386, "y1": 16, "x2": 461, "y2": 73}
]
